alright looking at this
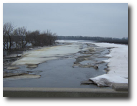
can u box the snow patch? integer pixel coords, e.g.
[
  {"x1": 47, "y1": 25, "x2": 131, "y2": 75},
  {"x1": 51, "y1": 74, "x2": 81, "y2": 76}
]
[
  {"x1": 105, "y1": 54, "x2": 112, "y2": 58},
  {"x1": 102, "y1": 59, "x2": 110, "y2": 63},
  {"x1": 89, "y1": 43, "x2": 128, "y2": 87}
]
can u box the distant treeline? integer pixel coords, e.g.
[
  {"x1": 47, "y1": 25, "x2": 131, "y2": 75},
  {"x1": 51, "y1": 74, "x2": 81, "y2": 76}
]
[
  {"x1": 3, "y1": 23, "x2": 57, "y2": 51},
  {"x1": 57, "y1": 36, "x2": 128, "y2": 44}
]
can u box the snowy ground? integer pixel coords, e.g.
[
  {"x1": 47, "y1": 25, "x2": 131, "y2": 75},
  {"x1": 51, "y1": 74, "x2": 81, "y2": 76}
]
[{"x1": 89, "y1": 42, "x2": 128, "y2": 86}]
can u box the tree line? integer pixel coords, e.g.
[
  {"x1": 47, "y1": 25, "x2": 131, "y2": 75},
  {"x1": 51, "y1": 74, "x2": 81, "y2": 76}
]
[
  {"x1": 57, "y1": 36, "x2": 128, "y2": 44},
  {"x1": 3, "y1": 23, "x2": 57, "y2": 51}
]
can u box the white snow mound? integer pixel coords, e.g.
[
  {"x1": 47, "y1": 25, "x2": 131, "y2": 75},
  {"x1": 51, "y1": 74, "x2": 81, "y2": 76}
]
[{"x1": 89, "y1": 43, "x2": 128, "y2": 87}]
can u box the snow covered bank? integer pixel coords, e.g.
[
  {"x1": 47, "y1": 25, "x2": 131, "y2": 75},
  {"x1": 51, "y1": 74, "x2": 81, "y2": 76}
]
[{"x1": 89, "y1": 43, "x2": 128, "y2": 87}]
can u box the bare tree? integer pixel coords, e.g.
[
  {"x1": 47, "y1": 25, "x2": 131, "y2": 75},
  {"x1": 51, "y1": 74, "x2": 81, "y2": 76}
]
[
  {"x1": 26, "y1": 30, "x2": 57, "y2": 47},
  {"x1": 3, "y1": 22, "x2": 58, "y2": 53},
  {"x1": 26, "y1": 30, "x2": 40, "y2": 46},
  {"x1": 3, "y1": 23, "x2": 14, "y2": 51},
  {"x1": 13, "y1": 27, "x2": 27, "y2": 49}
]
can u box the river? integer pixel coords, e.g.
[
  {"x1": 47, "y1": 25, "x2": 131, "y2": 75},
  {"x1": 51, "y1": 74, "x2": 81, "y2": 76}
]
[{"x1": 3, "y1": 40, "x2": 116, "y2": 88}]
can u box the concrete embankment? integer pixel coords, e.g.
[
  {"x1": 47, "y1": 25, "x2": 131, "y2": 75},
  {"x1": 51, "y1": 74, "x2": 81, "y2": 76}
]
[{"x1": 3, "y1": 83, "x2": 128, "y2": 97}]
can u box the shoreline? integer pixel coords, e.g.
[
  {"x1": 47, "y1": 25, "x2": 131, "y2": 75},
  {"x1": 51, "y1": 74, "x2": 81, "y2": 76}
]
[{"x1": 89, "y1": 42, "x2": 128, "y2": 86}]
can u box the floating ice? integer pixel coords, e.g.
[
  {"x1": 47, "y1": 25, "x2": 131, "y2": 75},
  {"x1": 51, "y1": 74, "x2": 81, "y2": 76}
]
[{"x1": 11, "y1": 44, "x2": 80, "y2": 66}]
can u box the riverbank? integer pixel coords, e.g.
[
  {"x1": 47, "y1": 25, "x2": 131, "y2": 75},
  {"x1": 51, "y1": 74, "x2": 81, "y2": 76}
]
[{"x1": 89, "y1": 42, "x2": 128, "y2": 86}]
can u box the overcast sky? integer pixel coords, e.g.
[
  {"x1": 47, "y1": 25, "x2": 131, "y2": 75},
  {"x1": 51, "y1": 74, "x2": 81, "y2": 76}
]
[{"x1": 3, "y1": 3, "x2": 128, "y2": 38}]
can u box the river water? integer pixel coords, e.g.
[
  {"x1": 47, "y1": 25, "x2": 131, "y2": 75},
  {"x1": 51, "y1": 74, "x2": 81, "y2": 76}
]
[{"x1": 3, "y1": 40, "x2": 110, "y2": 88}]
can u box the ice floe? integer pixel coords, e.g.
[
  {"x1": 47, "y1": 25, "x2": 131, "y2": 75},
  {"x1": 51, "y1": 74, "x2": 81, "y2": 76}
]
[{"x1": 11, "y1": 44, "x2": 80, "y2": 66}]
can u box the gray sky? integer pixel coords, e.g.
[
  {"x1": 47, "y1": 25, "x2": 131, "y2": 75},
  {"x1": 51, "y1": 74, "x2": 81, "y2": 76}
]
[{"x1": 3, "y1": 3, "x2": 128, "y2": 38}]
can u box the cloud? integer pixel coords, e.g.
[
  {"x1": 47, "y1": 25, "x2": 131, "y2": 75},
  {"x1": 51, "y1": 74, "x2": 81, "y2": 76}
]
[{"x1": 3, "y1": 3, "x2": 128, "y2": 38}]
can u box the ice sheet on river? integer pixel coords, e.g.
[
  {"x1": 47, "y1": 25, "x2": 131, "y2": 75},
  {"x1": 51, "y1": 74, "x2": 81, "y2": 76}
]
[
  {"x1": 11, "y1": 44, "x2": 80, "y2": 66},
  {"x1": 89, "y1": 43, "x2": 128, "y2": 87}
]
